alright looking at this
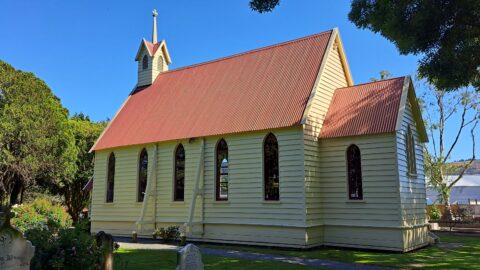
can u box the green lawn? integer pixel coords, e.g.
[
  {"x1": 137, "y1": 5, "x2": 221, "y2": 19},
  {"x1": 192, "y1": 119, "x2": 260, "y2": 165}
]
[
  {"x1": 200, "y1": 232, "x2": 480, "y2": 269},
  {"x1": 114, "y1": 248, "x2": 323, "y2": 270},
  {"x1": 114, "y1": 233, "x2": 480, "y2": 269}
]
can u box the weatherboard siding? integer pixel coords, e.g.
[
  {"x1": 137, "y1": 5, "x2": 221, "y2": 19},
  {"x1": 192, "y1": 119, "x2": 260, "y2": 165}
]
[
  {"x1": 91, "y1": 144, "x2": 156, "y2": 235},
  {"x1": 91, "y1": 127, "x2": 306, "y2": 244},
  {"x1": 303, "y1": 36, "x2": 349, "y2": 232},
  {"x1": 316, "y1": 134, "x2": 405, "y2": 250},
  {"x1": 396, "y1": 98, "x2": 429, "y2": 249},
  {"x1": 137, "y1": 46, "x2": 165, "y2": 87}
]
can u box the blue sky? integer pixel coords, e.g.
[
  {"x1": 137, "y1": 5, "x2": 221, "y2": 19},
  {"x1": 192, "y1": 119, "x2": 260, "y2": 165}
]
[{"x1": 1, "y1": 0, "x2": 476, "y2": 161}]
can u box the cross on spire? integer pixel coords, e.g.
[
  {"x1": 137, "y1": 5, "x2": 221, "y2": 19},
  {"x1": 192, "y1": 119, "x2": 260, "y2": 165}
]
[{"x1": 152, "y1": 9, "x2": 158, "y2": 44}]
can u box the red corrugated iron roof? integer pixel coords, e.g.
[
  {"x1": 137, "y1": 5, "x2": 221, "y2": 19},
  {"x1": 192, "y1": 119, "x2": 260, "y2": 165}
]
[
  {"x1": 145, "y1": 41, "x2": 161, "y2": 56},
  {"x1": 93, "y1": 30, "x2": 333, "y2": 151},
  {"x1": 320, "y1": 77, "x2": 406, "y2": 139}
]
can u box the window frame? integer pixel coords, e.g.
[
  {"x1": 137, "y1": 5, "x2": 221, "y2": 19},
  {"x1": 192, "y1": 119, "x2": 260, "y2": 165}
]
[
  {"x1": 173, "y1": 144, "x2": 185, "y2": 202},
  {"x1": 106, "y1": 152, "x2": 115, "y2": 203},
  {"x1": 137, "y1": 148, "x2": 148, "y2": 203},
  {"x1": 406, "y1": 125, "x2": 417, "y2": 177},
  {"x1": 142, "y1": 55, "x2": 149, "y2": 70},
  {"x1": 215, "y1": 138, "x2": 229, "y2": 201},
  {"x1": 263, "y1": 133, "x2": 280, "y2": 201},
  {"x1": 346, "y1": 144, "x2": 363, "y2": 201}
]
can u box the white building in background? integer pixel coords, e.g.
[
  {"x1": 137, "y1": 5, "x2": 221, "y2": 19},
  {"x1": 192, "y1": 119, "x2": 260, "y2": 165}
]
[{"x1": 427, "y1": 175, "x2": 480, "y2": 205}]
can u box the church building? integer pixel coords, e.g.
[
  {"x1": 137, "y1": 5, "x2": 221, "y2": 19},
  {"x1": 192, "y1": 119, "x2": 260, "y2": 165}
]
[{"x1": 90, "y1": 10, "x2": 430, "y2": 251}]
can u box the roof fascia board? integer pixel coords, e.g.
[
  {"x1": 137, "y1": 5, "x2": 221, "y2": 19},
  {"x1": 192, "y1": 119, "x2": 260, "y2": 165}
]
[
  {"x1": 155, "y1": 40, "x2": 172, "y2": 64},
  {"x1": 395, "y1": 76, "x2": 429, "y2": 143},
  {"x1": 135, "y1": 39, "x2": 151, "y2": 61},
  {"x1": 395, "y1": 76, "x2": 410, "y2": 131},
  {"x1": 300, "y1": 29, "x2": 338, "y2": 125},
  {"x1": 335, "y1": 31, "x2": 354, "y2": 86},
  {"x1": 89, "y1": 90, "x2": 134, "y2": 153},
  {"x1": 408, "y1": 81, "x2": 429, "y2": 142}
]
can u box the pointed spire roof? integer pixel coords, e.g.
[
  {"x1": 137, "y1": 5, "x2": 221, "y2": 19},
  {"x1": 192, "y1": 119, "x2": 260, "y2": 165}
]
[{"x1": 152, "y1": 9, "x2": 158, "y2": 44}]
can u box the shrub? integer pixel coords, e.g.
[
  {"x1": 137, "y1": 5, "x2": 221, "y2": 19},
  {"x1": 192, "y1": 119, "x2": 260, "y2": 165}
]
[
  {"x1": 25, "y1": 226, "x2": 103, "y2": 270},
  {"x1": 157, "y1": 226, "x2": 180, "y2": 242},
  {"x1": 11, "y1": 197, "x2": 72, "y2": 232},
  {"x1": 429, "y1": 205, "x2": 442, "y2": 220}
]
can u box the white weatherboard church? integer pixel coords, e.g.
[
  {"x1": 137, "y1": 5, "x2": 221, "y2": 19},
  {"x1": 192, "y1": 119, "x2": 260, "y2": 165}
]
[{"x1": 90, "y1": 10, "x2": 430, "y2": 251}]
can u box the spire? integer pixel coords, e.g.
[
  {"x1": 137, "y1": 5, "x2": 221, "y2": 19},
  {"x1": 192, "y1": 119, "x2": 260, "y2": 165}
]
[{"x1": 152, "y1": 9, "x2": 158, "y2": 44}]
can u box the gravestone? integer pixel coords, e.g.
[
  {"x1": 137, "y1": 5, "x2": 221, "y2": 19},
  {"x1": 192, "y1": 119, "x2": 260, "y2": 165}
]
[
  {"x1": 176, "y1": 244, "x2": 204, "y2": 270},
  {"x1": 0, "y1": 212, "x2": 35, "y2": 270},
  {"x1": 95, "y1": 231, "x2": 114, "y2": 270}
]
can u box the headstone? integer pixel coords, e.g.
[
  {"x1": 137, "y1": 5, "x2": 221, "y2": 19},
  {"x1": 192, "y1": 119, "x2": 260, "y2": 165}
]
[
  {"x1": 95, "y1": 231, "x2": 114, "y2": 270},
  {"x1": 176, "y1": 244, "x2": 204, "y2": 270},
  {"x1": 0, "y1": 212, "x2": 35, "y2": 270}
]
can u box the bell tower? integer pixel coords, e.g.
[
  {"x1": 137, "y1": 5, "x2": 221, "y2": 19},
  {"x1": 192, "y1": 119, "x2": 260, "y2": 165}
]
[{"x1": 135, "y1": 9, "x2": 172, "y2": 87}]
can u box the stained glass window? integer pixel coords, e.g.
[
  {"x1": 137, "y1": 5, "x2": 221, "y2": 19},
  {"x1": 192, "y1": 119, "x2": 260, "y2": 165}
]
[
  {"x1": 138, "y1": 148, "x2": 148, "y2": 202},
  {"x1": 106, "y1": 153, "x2": 115, "y2": 203},
  {"x1": 174, "y1": 144, "x2": 185, "y2": 201},
  {"x1": 347, "y1": 145, "x2": 363, "y2": 200},
  {"x1": 264, "y1": 133, "x2": 279, "y2": 201},
  {"x1": 216, "y1": 139, "x2": 229, "y2": 201}
]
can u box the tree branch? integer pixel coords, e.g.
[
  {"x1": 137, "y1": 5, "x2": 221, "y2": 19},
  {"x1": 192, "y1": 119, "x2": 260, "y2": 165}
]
[
  {"x1": 443, "y1": 96, "x2": 468, "y2": 163},
  {"x1": 448, "y1": 119, "x2": 478, "y2": 189}
]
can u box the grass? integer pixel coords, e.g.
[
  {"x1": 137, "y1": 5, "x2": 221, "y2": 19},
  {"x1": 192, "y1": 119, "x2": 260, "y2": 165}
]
[
  {"x1": 114, "y1": 248, "x2": 323, "y2": 270},
  {"x1": 114, "y1": 232, "x2": 480, "y2": 269},
  {"x1": 200, "y1": 232, "x2": 480, "y2": 269}
]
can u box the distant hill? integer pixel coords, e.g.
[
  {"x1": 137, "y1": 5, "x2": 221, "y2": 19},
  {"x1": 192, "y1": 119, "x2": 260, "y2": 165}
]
[{"x1": 450, "y1": 159, "x2": 480, "y2": 175}]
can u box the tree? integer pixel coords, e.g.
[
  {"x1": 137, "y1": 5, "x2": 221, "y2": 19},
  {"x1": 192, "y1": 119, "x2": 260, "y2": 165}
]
[
  {"x1": 349, "y1": 0, "x2": 480, "y2": 92},
  {"x1": 0, "y1": 60, "x2": 77, "y2": 206},
  {"x1": 422, "y1": 84, "x2": 479, "y2": 220},
  {"x1": 62, "y1": 113, "x2": 106, "y2": 223},
  {"x1": 250, "y1": 0, "x2": 280, "y2": 13},
  {"x1": 249, "y1": 1, "x2": 480, "y2": 92},
  {"x1": 370, "y1": 70, "x2": 392, "y2": 82}
]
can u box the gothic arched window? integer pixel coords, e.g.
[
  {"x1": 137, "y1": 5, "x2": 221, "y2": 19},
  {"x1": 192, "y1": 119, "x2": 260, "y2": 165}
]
[
  {"x1": 264, "y1": 133, "x2": 279, "y2": 201},
  {"x1": 174, "y1": 144, "x2": 185, "y2": 201},
  {"x1": 216, "y1": 139, "x2": 229, "y2": 201},
  {"x1": 138, "y1": 148, "x2": 148, "y2": 202},
  {"x1": 347, "y1": 145, "x2": 363, "y2": 200},
  {"x1": 142, "y1": 55, "x2": 149, "y2": 70},
  {"x1": 406, "y1": 126, "x2": 417, "y2": 175},
  {"x1": 106, "y1": 152, "x2": 115, "y2": 203}
]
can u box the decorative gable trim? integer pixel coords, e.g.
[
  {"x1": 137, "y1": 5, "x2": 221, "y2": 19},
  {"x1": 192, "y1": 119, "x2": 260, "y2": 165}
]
[
  {"x1": 134, "y1": 39, "x2": 172, "y2": 64},
  {"x1": 300, "y1": 28, "x2": 353, "y2": 125},
  {"x1": 155, "y1": 40, "x2": 172, "y2": 64},
  {"x1": 300, "y1": 29, "x2": 336, "y2": 125},
  {"x1": 135, "y1": 39, "x2": 151, "y2": 61},
  {"x1": 395, "y1": 76, "x2": 428, "y2": 143}
]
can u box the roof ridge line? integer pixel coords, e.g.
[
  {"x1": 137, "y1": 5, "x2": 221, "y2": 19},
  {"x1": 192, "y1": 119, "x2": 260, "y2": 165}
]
[
  {"x1": 336, "y1": 76, "x2": 406, "y2": 90},
  {"x1": 159, "y1": 29, "x2": 334, "y2": 75}
]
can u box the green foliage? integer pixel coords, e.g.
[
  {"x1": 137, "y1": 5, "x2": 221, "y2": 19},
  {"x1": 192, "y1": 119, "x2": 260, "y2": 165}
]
[
  {"x1": 25, "y1": 225, "x2": 103, "y2": 270},
  {"x1": 11, "y1": 197, "x2": 72, "y2": 232},
  {"x1": 349, "y1": 0, "x2": 480, "y2": 92},
  {"x1": 428, "y1": 205, "x2": 442, "y2": 220},
  {"x1": 249, "y1": 0, "x2": 280, "y2": 13},
  {"x1": 156, "y1": 226, "x2": 180, "y2": 242},
  {"x1": 421, "y1": 84, "x2": 479, "y2": 220},
  {"x1": 370, "y1": 70, "x2": 392, "y2": 82},
  {"x1": 0, "y1": 60, "x2": 77, "y2": 205},
  {"x1": 63, "y1": 114, "x2": 106, "y2": 222}
]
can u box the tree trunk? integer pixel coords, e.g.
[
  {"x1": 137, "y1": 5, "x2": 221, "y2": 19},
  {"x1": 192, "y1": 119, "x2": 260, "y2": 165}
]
[
  {"x1": 9, "y1": 176, "x2": 23, "y2": 206},
  {"x1": 442, "y1": 200, "x2": 454, "y2": 221}
]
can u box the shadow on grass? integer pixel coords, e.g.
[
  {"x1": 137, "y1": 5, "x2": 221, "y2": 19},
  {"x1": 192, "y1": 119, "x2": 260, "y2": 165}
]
[
  {"x1": 198, "y1": 232, "x2": 480, "y2": 270},
  {"x1": 114, "y1": 248, "x2": 323, "y2": 270}
]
